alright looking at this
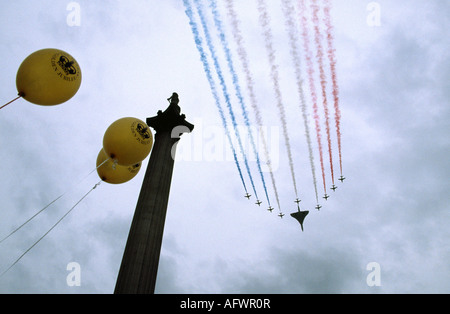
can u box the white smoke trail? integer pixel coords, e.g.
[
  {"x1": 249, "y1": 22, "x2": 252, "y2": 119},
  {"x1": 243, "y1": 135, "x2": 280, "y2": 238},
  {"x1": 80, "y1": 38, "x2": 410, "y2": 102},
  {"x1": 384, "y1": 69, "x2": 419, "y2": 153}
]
[
  {"x1": 297, "y1": 0, "x2": 327, "y2": 194},
  {"x1": 257, "y1": 0, "x2": 299, "y2": 200},
  {"x1": 281, "y1": 0, "x2": 319, "y2": 203}
]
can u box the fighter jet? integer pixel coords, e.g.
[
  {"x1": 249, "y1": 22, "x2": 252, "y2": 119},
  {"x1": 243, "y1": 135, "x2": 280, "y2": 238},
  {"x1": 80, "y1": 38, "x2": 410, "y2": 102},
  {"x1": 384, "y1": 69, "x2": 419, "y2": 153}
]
[
  {"x1": 294, "y1": 198, "x2": 301, "y2": 204},
  {"x1": 331, "y1": 185, "x2": 337, "y2": 191},
  {"x1": 267, "y1": 206, "x2": 274, "y2": 212},
  {"x1": 278, "y1": 212, "x2": 285, "y2": 218},
  {"x1": 323, "y1": 194, "x2": 330, "y2": 200},
  {"x1": 338, "y1": 175, "x2": 345, "y2": 182},
  {"x1": 315, "y1": 204, "x2": 322, "y2": 210},
  {"x1": 244, "y1": 193, "x2": 251, "y2": 199},
  {"x1": 255, "y1": 200, "x2": 262, "y2": 206}
]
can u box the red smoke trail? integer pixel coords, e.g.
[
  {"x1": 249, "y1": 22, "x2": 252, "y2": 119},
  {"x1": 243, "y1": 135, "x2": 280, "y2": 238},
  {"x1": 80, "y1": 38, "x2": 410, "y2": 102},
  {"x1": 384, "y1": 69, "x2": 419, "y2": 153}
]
[
  {"x1": 311, "y1": 0, "x2": 335, "y2": 185},
  {"x1": 323, "y1": 0, "x2": 342, "y2": 176},
  {"x1": 298, "y1": 0, "x2": 326, "y2": 194}
]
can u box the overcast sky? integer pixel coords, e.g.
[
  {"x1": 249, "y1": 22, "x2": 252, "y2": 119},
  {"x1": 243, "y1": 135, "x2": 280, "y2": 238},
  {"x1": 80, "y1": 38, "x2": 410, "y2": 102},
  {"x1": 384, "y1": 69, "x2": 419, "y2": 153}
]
[{"x1": 0, "y1": 0, "x2": 449, "y2": 294}]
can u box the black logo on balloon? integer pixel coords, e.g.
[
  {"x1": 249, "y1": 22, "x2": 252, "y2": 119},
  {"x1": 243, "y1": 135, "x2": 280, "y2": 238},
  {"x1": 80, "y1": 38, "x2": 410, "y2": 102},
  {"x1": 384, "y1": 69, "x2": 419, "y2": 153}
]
[
  {"x1": 57, "y1": 55, "x2": 77, "y2": 75},
  {"x1": 51, "y1": 52, "x2": 80, "y2": 82},
  {"x1": 128, "y1": 163, "x2": 141, "y2": 174},
  {"x1": 131, "y1": 122, "x2": 152, "y2": 145},
  {"x1": 136, "y1": 123, "x2": 151, "y2": 140}
]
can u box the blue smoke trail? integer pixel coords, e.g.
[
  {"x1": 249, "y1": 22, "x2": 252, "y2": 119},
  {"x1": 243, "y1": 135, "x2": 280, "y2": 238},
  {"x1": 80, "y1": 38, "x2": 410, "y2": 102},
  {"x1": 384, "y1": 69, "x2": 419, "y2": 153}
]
[
  {"x1": 208, "y1": 0, "x2": 271, "y2": 207},
  {"x1": 225, "y1": 0, "x2": 281, "y2": 211},
  {"x1": 193, "y1": 0, "x2": 260, "y2": 202},
  {"x1": 183, "y1": 0, "x2": 248, "y2": 194}
]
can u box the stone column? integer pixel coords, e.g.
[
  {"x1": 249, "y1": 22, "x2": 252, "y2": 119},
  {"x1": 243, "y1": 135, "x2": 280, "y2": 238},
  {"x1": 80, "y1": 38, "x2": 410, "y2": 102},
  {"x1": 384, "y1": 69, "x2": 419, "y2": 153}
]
[{"x1": 114, "y1": 93, "x2": 194, "y2": 294}]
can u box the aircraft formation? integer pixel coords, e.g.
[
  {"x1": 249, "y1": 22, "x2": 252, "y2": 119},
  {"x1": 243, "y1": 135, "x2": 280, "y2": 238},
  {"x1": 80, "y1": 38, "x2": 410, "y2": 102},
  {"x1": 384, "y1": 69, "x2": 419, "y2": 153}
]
[
  {"x1": 243, "y1": 175, "x2": 345, "y2": 231},
  {"x1": 183, "y1": 0, "x2": 345, "y2": 232},
  {"x1": 245, "y1": 174, "x2": 345, "y2": 210}
]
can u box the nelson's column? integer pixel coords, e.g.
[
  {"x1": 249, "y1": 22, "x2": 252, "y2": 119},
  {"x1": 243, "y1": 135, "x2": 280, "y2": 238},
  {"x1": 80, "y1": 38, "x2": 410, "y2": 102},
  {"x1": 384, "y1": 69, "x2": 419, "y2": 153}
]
[{"x1": 114, "y1": 93, "x2": 194, "y2": 294}]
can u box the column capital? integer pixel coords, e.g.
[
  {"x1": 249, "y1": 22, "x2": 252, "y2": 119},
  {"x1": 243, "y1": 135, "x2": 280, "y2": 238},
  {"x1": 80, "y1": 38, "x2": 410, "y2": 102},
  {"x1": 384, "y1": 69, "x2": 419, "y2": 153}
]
[{"x1": 147, "y1": 93, "x2": 194, "y2": 134}]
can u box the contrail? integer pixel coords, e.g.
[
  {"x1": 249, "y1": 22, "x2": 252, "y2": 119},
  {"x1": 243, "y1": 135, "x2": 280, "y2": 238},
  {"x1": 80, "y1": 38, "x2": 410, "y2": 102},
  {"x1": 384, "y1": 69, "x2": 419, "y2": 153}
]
[
  {"x1": 224, "y1": 0, "x2": 281, "y2": 211},
  {"x1": 311, "y1": 0, "x2": 335, "y2": 185},
  {"x1": 323, "y1": 0, "x2": 343, "y2": 176},
  {"x1": 281, "y1": 0, "x2": 319, "y2": 203},
  {"x1": 298, "y1": 0, "x2": 327, "y2": 194},
  {"x1": 193, "y1": 0, "x2": 259, "y2": 200},
  {"x1": 183, "y1": 0, "x2": 249, "y2": 194},
  {"x1": 257, "y1": 0, "x2": 299, "y2": 199},
  {"x1": 194, "y1": 0, "x2": 258, "y2": 200},
  {"x1": 209, "y1": 0, "x2": 271, "y2": 206}
]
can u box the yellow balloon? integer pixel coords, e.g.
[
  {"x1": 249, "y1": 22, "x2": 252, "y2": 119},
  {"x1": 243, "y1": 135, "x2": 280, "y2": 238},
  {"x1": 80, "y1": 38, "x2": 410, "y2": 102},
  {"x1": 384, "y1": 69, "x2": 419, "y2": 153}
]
[
  {"x1": 96, "y1": 149, "x2": 141, "y2": 184},
  {"x1": 103, "y1": 117, "x2": 153, "y2": 166},
  {"x1": 16, "y1": 48, "x2": 82, "y2": 106}
]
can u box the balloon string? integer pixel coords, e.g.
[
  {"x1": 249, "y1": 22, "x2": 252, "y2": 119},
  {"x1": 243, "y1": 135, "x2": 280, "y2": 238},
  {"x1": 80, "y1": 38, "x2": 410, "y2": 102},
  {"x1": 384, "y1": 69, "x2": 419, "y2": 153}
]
[
  {"x1": 0, "y1": 159, "x2": 109, "y2": 246},
  {"x1": 0, "y1": 194, "x2": 65, "y2": 245},
  {"x1": 0, "y1": 94, "x2": 23, "y2": 110},
  {"x1": 0, "y1": 181, "x2": 101, "y2": 279},
  {"x1": 82, "y1": 157, "x2": 111, "y2": 181}
]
